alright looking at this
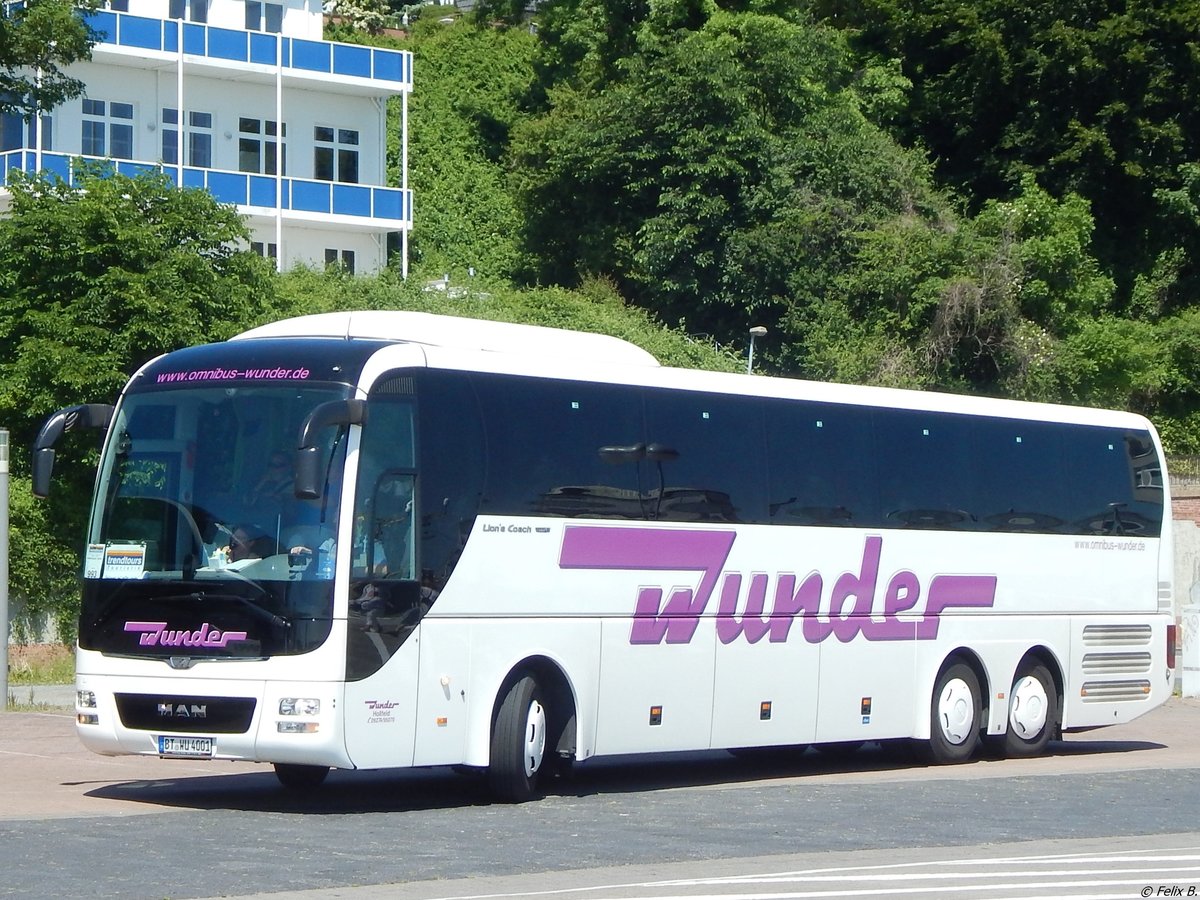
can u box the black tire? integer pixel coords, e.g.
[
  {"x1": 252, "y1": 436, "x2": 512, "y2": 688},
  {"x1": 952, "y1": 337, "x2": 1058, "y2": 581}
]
[
  {"x1": 488, "y1": 673, "x2": 547, "y2": 803},
  {"x1": 1003, "y1": 662, "x2": 1058, "y2": 758},
  {"x1": 273, "y1": 763, "x2": 329, "y2": 789},
  {"x1": 920, "y1": 661, "x2": 982, "y2": 765}
]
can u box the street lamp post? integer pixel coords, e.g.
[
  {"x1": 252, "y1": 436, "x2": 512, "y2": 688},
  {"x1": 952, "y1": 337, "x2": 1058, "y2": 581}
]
[{"x1": 747, "y1": 326, "x2": 767, "y2": 374}]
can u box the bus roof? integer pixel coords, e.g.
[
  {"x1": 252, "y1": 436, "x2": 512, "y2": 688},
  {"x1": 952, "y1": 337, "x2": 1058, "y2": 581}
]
[{"x1": 233, "y1": 311, "x2": 661, "y2": 368}]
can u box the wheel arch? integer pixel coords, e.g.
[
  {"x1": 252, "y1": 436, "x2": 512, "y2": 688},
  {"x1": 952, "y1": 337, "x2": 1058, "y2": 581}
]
[{"x1": 472, "y1": 655, "x2": 580, "y2": 769}]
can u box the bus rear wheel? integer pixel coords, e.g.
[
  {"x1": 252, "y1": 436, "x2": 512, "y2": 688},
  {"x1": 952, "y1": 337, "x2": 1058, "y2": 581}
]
[
  {"x1": 1003, "y1": 663, "x2": 1057, "y2": 757},
  {"x1": 273, "y1": 763, "x2": 329, "y2": 790},
  {"x1": 488, "y1": 672, "x2": 547, "y2": 803},
  {"x1": 920, "y1": 662, "x2": 982, "y2": 765}
]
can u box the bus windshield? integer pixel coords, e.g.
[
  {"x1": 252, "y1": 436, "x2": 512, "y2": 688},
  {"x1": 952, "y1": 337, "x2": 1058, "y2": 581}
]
[{"x1": 79, "y1": 382, "x2": 353, "y2": 659}]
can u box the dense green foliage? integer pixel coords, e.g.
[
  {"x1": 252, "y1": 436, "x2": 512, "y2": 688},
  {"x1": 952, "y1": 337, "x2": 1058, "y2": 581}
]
[
  {"x1": 403, "y1": 18, "x2": 535, "y2": 279},
  {"x1": 0, "y1": 0, "x2": 99, "y2": 117},
  {"x1": 812, "y1": 0, "x2": 1200, "y2": 313}
]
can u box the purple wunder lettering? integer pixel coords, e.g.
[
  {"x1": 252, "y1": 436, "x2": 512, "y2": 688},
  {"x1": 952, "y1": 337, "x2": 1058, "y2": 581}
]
[
  {"x1": 559, "y1": 526, "x2": 736, "y2": 644},
  {"x1": 825, "y1": 535, "x2": 883, "y2": 642},
  {"x1": 558, "y1": 527, "x2": 998, "y2": 646},
  {"x1": 123, "y1": 621, "x2": 248, "y2": 648},
  {"x1": 716, "y1": 573, "x2": 772, "y2": 644},
  {"x1": 769, "y1": 572, "x2": 823, "y2": 642},
  {"x1": 860, "y1": 570, "x2": 922, "y2": 640},
  {"x1": 916, "y1": 575, "x2": 998, "y2": 639}
]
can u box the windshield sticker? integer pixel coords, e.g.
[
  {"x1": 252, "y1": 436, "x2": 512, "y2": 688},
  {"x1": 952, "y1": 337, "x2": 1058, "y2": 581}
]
[
  {"x1": 154, "y1": 366, "x2": 311, "y2": 384},
  {"x1": 102, "y1": 544, "x2": 147, "y2": 580},
  {"x1": 84, "y1": 544, "x2": 106, "y2": 579},
  {"x1": 124, "y1": 621, "x2": 249, "y2": 648}
]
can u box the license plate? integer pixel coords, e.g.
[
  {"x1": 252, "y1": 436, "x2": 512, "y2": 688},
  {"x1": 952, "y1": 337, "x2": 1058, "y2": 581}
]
[{"x1": 158, "y1": 736, "x2": 213, "y2": 758}]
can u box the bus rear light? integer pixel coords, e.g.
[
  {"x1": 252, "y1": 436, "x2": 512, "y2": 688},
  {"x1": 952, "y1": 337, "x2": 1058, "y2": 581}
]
[{"x1": 1168, "y1": 624, "x2": 1178, "y2": 671}]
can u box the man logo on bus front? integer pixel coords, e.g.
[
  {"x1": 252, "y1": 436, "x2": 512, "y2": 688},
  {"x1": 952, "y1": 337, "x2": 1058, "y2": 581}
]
[{"x1": 558, "y1": 527, "x2": 997, "y2": 645}]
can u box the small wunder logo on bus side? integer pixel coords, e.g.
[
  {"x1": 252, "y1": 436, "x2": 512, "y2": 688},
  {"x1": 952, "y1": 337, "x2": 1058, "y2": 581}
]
[{"x1": 558, "y1": 527, "x2": 997, "y2": 646}]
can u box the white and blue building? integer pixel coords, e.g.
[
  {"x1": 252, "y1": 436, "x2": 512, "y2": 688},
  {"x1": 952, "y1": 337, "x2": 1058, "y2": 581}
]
[{"x1": 0, "y1": 0, "x2": 412, "y2": 275}]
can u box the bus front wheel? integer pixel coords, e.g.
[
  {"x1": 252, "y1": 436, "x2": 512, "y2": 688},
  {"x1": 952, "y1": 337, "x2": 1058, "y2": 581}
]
[
  {"x1": 488, "y1": 672, "x2": 547, "y2": 803},
  {"x1": 273, "y1": 763, "x2": 329, "y2": 790},
  {"x1": 920, "y1": 662, "x2": 982, "y2": 765},
  {"x1": 1003, "y1": 663, "x2": 1057, "y2": 757}
]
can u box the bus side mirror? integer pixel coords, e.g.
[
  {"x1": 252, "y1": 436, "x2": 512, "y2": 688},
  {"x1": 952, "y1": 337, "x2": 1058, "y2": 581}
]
[
  {"x1": 294, "y1": 399, "x2": 367, "y2": 500},
  {"x1": 32, "y1": 404, "x2": 114, "y2": 499}
]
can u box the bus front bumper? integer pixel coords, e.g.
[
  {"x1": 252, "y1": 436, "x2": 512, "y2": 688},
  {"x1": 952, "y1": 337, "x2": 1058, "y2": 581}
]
[{"x1": 73, "y1": 673, "x2": 353, "y2": 769}]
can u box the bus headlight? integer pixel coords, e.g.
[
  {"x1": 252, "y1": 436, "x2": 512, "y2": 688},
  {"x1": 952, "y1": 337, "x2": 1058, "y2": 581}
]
[
  {"x1": 277, "y1": 697, "x2": 321, "y2": 731},
  {"x1": 279, "y1": 698, "x2": 320, "y2": 716},
  {"x1": 76, "y1": 690, "x2": 99, "y2": 725}
]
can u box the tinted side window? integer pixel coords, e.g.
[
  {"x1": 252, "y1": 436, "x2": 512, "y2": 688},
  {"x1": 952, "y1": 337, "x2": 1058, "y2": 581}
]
[
  {"x1": 874, "y1": 410, "x2": 978, "y2": 530},
  {"x1": 766, "y1": 399, "x2": 880, "y2": 527},
  {"x1": 973, "y1": 418, "x2": 1071, "y2": 532},
  {"x1": 417, "y1": 371, "x2": 485, "y2": 589},
  {"x1": 644, "y1": 388, "x2": 767, "y2": 523},
  {"x1": 1060, "y1": 427, "x2": 1163, "y2": 537},
  {"x1": 473, "y1": 375, "x2": 645, "y2": 519}
]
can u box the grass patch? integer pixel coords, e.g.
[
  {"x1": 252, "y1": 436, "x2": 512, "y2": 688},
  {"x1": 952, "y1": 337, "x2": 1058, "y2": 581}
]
[
  {"x1": 6, "y1": 689, "x2": 70, "y2": 712},
  {"x1": 8, "y1": 644, "x2": 74, "y2": 684}
]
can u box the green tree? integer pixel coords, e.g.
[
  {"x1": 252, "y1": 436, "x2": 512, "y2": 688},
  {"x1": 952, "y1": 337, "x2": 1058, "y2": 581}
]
[
  {"x1": 801, "y1": 176, "x2": 1114, "y2": 397},
  {"x1": 813, "y1": 0, "x2": 1200, "y2": 312},
  {"x1": 1, "y1": 0, "x2": 99, "y2": 117},
  {"x1": 399, "y1": 17, "x2": 535, "y2": 280},
  {"x1": 510, "y1": 4, "x2": 938, "y2": 343}
]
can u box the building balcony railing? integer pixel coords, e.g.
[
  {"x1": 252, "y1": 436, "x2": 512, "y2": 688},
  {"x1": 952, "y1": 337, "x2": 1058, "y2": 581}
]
[
  {"x1": 83, "y1": 10, "x2": 412, "y2": 93},
  {"x1": 1, "y1": 150, "x2": 412, "y2": 230}
]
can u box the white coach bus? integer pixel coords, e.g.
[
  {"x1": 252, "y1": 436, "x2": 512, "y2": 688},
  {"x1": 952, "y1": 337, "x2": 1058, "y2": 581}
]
[{"x1": 33, "y1": 311, "x2": 1175, "y2": 800}]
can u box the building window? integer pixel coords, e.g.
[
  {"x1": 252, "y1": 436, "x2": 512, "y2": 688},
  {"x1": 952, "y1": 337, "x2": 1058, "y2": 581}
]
[
  {"x1": 169, "y1": 0, "x2": 208, "y2": 22},
  {"x1": 250, "y1": 241, "x2": 278, "y2": 260},
  {"x1": 239, "y1": 117, "x2": 286, "y2": 175},
  {"x1": 161, "y1": 108, "x2": 213, "y2": 167},
  {"x1": 245, "y1": 1, "x2": 283, "y2": 32},
  {"x1": 107, "y1": 0, "x2": 129, "y2": 10},
  {"x1": 313, "y1": 126, "x2": 358, "y2": 183},
  {"x1": 325, "y1": 249, "x2": 355, "y2": 274},
  {"x1": 1, "y1": 113, "x2": 52, "y2": 151},
  {"x1": 82, "y1": 99, "x2": 134, "y2": 159}
]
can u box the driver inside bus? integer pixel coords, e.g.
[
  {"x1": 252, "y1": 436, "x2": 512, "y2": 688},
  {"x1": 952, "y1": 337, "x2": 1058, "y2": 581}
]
[{"x1": 227, "y1": 524, "x2": 276, "y2": 565}]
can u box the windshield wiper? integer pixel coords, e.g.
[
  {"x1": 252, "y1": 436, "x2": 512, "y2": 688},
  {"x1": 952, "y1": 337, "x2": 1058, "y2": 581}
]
[
  {"x1": 163, "y1": 591, "x2": 293, "y2": 629},
  {"x1": 88, "y1": 582, "x2": 136, "y2": 632}
]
